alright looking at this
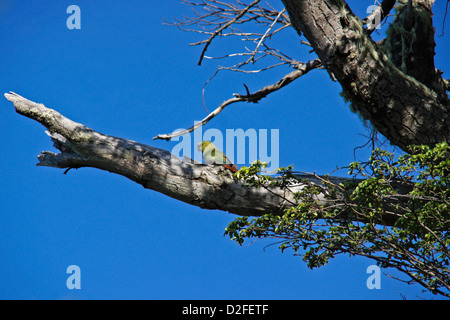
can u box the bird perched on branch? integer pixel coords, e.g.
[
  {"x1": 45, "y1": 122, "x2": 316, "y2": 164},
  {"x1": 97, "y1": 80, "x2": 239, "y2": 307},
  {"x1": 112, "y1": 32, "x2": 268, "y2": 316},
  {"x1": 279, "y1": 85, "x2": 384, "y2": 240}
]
[{"x1": 197, "y1": 141, "x2": 239, "y2": 172}]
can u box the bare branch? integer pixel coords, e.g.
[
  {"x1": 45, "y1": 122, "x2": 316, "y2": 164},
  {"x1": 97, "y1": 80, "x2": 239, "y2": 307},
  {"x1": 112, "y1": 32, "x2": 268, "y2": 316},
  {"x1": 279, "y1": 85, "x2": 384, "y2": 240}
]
[
  {"x1": 247, "y1": 8, "x2": 286, "y2": 64},
  {"x1": 170, "y1": 0, "x2": 295, "y2": 71},
  {"x1": 153, "y1": 59, "x2": 321, "y2": 141},
  {"x1": 4, "y1": 91, "x2": 356, "y2": 218},
  {"x1": 196, "y1": 0, "x2": 261, "y2": 65}
]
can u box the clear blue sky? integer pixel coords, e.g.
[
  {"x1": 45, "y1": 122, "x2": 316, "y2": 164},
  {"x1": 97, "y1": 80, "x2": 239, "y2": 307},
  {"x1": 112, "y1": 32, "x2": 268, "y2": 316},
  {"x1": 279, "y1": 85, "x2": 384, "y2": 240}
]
[{"x1": 0, "y1": 0, "x2": 448, "y2": 300}]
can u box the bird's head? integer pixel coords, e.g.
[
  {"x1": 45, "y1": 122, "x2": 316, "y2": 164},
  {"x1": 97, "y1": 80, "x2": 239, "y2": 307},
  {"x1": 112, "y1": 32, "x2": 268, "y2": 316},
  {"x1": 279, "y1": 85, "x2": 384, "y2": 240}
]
[{"x1": 197, "y1": 141, "x2": 212, "y2": 152}]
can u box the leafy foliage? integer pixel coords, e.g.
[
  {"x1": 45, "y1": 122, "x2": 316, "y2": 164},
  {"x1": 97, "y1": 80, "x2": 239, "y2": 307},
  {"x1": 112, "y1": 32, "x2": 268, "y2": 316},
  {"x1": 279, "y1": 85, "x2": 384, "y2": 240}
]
[{"x1": 225, "y1": 143, "x2": 450, "y2": 297}]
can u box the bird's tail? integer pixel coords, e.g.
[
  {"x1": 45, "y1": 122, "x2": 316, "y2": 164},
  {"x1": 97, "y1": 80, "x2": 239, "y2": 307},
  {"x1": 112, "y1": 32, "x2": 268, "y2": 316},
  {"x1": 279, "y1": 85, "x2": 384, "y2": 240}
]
[{"x1": 223, "y1": 164, "x2": 239, "y2": 172}]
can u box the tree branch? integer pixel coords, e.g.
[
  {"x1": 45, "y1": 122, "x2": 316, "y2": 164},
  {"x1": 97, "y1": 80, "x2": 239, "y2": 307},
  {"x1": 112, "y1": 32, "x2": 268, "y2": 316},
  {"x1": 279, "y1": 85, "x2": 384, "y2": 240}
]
[
  {"x1": 5, "y1": 91, "x2": 345, "y2": 217},
  {"x1": 281, "y1": 0, "x2": 450, "y2": 152},
  {"x1": 5, "y1": 91, "x2": 423, "y2": 230},
  {"x1": 171, "y1": 0, "x2": 294, "y2": 72},
  {"x1": 153, "y1": 58, "x2": 321, "y2": 141},
  {"x1": 196, "y1": 0, "x2": 261, "y2": 65}
]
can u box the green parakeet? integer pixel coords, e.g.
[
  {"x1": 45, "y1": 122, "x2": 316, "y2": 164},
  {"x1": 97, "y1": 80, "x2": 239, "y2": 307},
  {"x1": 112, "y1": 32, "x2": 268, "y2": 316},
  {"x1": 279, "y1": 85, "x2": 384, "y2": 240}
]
[{"x1": 197, "y1": 141, "x2": 239, "y2": 172}]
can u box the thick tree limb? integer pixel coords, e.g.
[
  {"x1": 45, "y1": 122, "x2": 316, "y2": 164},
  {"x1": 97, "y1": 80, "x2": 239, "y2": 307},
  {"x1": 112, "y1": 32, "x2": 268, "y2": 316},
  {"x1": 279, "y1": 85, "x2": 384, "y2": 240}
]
[
  {"x1": 5, "y1": 91, "x2": 345, "y2": 217},
  {"x1": 4, "y1": 92, "x2": 416, "y2": 228},
  {"x1": 165, "y1": 0, "x2": 449, "y2": 151},
  {"x1": 384, "y1": 0, "x2": 448, "y2": 98},
  {"x1": 281, "y1": 0, "x2": 450, "y2": 152}
]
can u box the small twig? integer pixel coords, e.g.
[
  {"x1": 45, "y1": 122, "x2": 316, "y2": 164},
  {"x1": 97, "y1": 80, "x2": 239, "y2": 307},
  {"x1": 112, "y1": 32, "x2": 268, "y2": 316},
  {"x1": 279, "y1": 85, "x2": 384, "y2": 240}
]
[
  {"x1": 247, "y1": 8, "x2": 285, "y2": 63},
  {"x1": 440, "y1": 0, "x2": 450, "y2": 36},
  {"x1": 243, "y1": 83, "x2": 251, "y2": 95}
]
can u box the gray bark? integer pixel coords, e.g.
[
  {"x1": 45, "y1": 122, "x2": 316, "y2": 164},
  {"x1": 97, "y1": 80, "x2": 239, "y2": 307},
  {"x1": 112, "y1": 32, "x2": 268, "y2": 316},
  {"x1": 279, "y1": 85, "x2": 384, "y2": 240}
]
[{"x1": 5, "y1": 92, "x2": 344, "y2": 217}]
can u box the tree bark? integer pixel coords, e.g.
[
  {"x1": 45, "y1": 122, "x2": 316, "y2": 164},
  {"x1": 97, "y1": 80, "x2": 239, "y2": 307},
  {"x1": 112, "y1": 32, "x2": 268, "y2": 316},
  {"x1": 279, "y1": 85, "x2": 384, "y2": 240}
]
[
  {"x1": 5, "y1": 0, "x2": 448, "y2": 223},
  {"x1": 4, "y1": 92, "x2": 413, "y2": 227},
  {"x1": 5, "y1": 92, "x2": 348, "y2": 217},
  {"x1": 281, "y1": 0, "x2": 449, "y2": 152}
]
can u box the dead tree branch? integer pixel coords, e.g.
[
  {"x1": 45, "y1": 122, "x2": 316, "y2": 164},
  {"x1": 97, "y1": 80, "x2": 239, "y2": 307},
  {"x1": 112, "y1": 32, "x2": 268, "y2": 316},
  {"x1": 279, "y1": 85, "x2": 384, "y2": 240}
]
[
  {"x1": 171, "y1": 0, "x2": 295, "y2": 70},
  {"x1": 5, "y1": 91, "x2": 346, "y2": 217},
  {"x1": 153, "y1": 58, "x2": 321, "y2": 141}
]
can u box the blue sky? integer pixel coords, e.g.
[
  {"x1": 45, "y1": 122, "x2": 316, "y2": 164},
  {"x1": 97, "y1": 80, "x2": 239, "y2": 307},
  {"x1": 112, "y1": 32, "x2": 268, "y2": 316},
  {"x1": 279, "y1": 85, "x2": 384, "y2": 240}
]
[{"x1": 0, "y1": 0, "x2": 449, "y2": 300}]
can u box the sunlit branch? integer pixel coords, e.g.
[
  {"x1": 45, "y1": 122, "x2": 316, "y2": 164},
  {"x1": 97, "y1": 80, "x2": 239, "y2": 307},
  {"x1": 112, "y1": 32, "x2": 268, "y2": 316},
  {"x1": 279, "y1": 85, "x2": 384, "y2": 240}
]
[{"x1": 153, "y1": 59, "x2": 321, "y2": 140}]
